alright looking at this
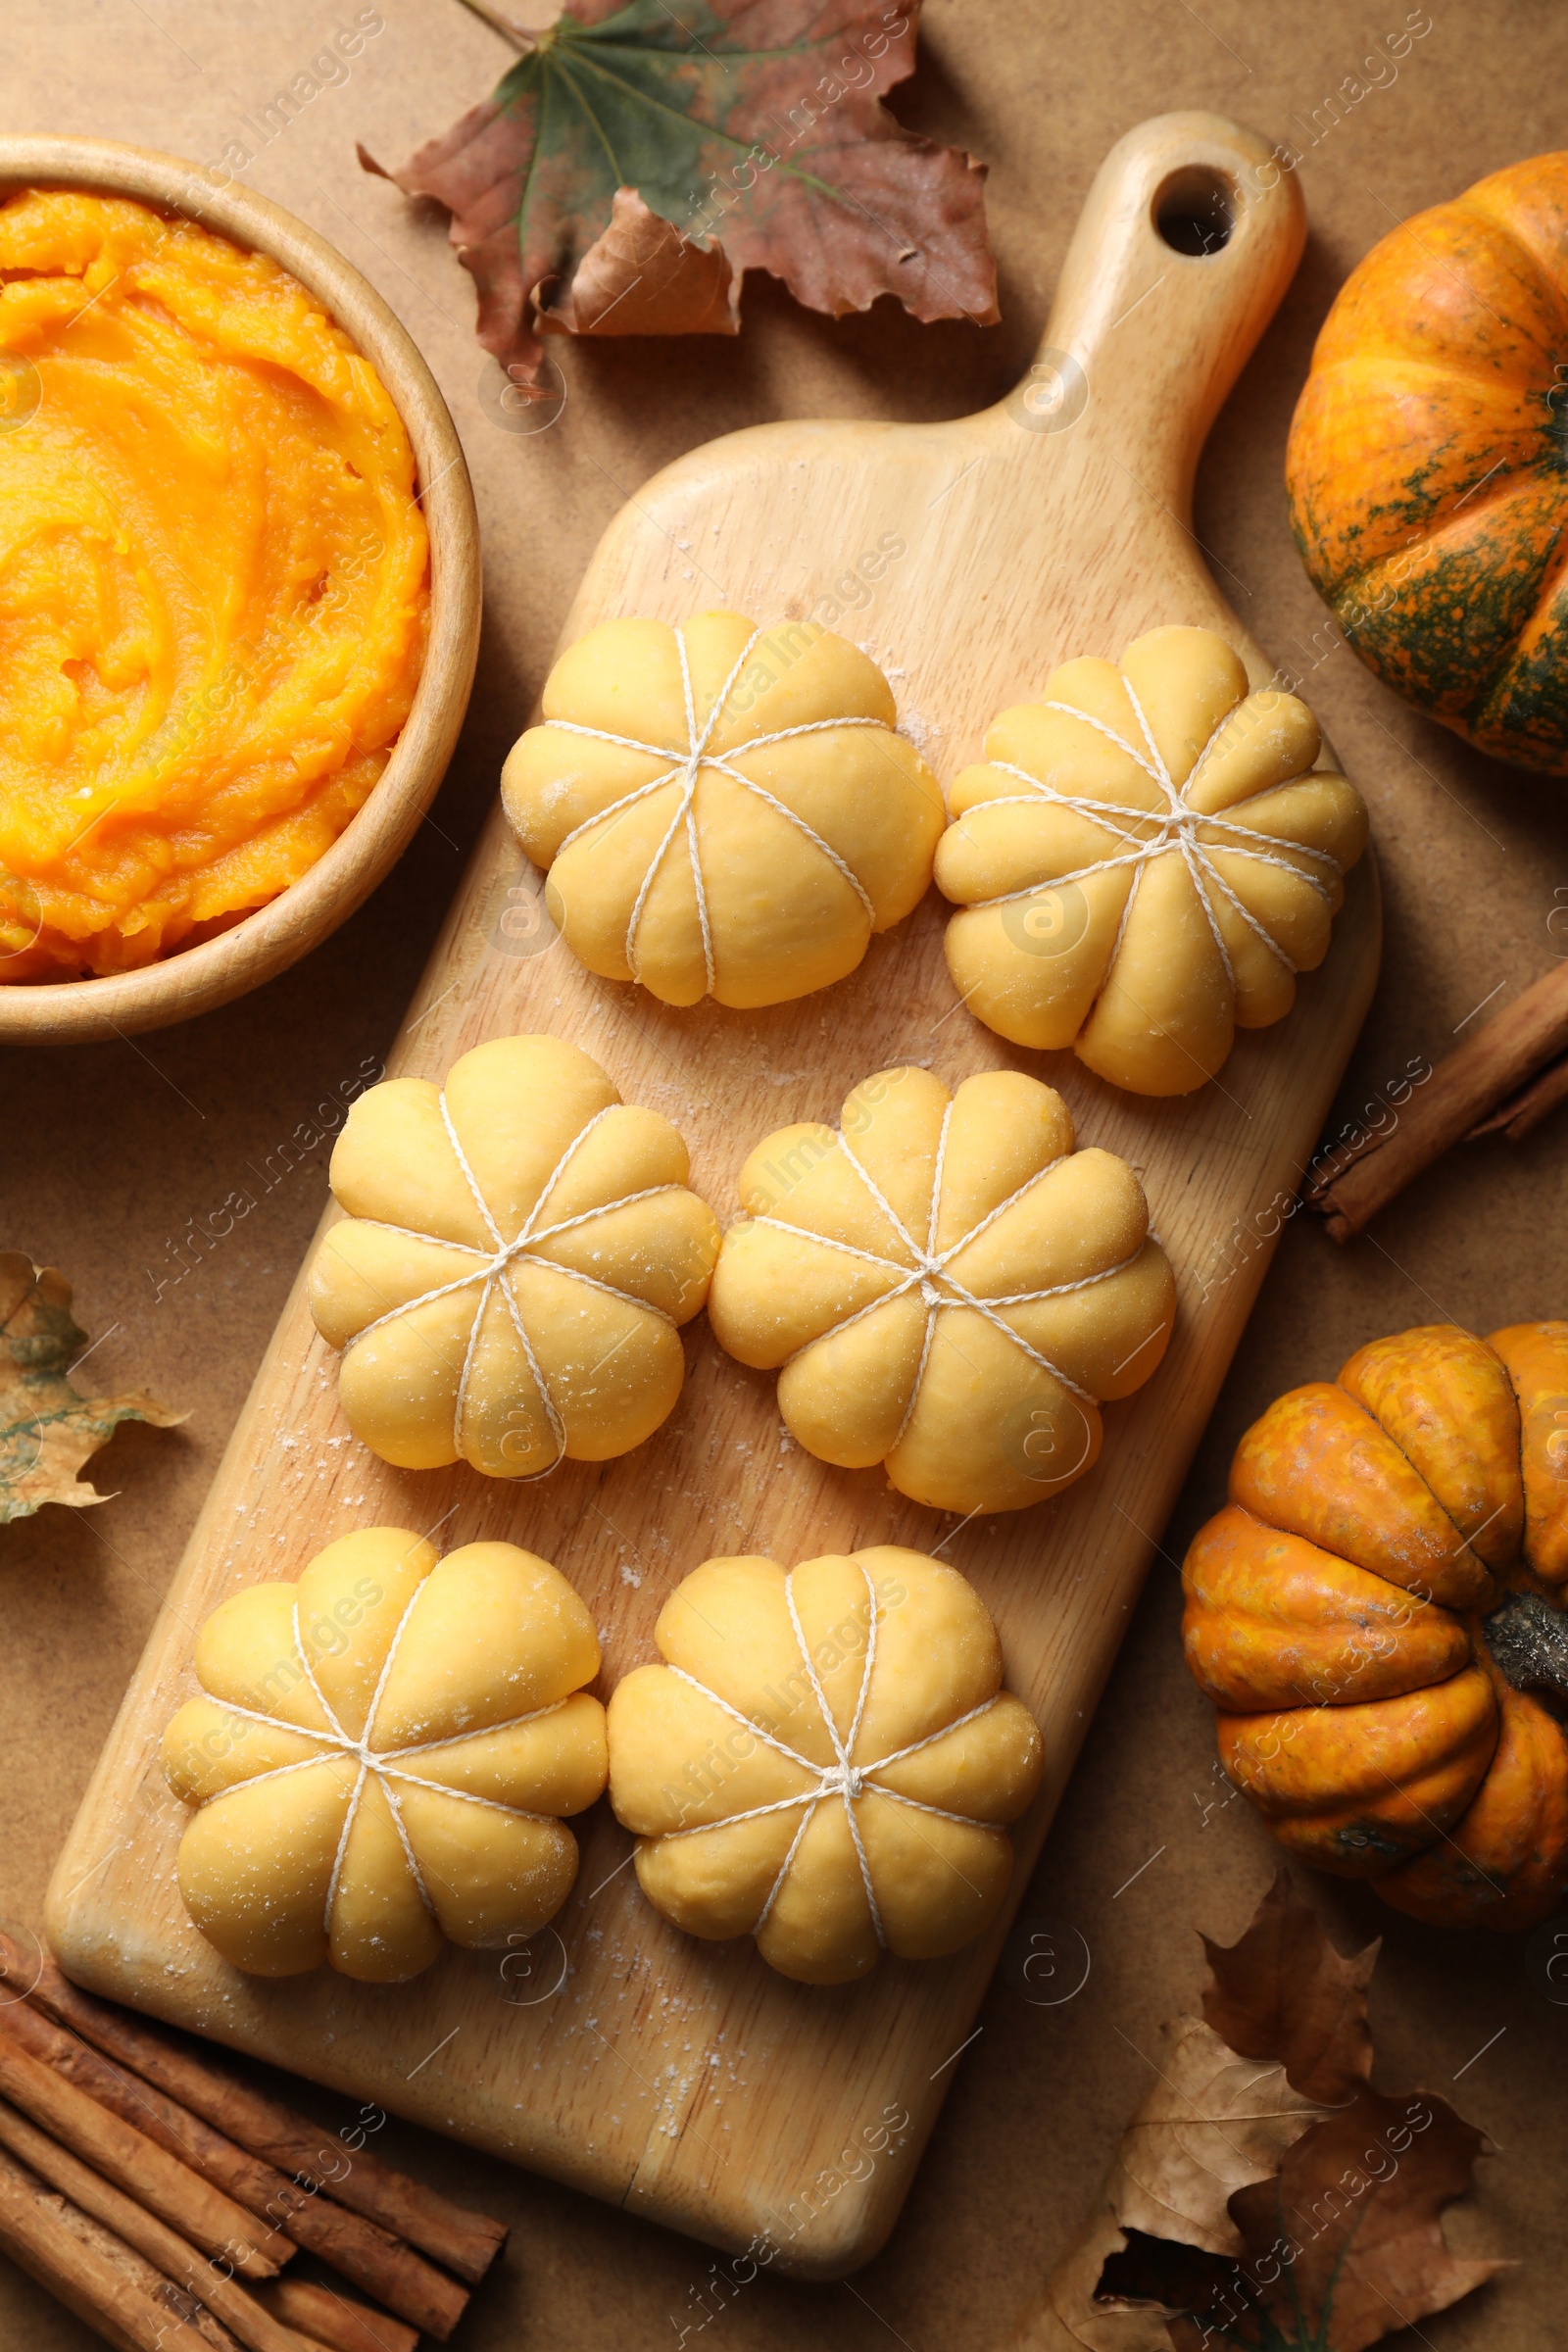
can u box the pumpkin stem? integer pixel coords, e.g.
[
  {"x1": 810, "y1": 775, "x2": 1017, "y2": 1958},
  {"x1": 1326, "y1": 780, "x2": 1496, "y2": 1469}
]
[{"x1": 1484, "y1": 1592, "x2": 1568, "y2": 1712}]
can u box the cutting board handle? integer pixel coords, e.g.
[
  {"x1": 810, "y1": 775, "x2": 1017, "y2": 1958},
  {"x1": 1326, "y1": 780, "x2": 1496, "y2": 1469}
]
[{"x1": 1000, "y1": 112, "x2": 1306, "y2": 514}]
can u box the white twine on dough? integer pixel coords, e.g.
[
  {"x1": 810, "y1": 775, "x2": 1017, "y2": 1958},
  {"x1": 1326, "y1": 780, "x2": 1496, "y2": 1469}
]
[
  {"x1": 658, "y1": 1560, "x2": 1010, "y2": 1950},
  {"x1": 335, "y1": 1098, "x2": 688, "y2": 1477},
  {"x1": 960, "y1": 678, "x2": 1348, "y2": 993},
  {"x1": 750, "y1": 1115, "x2": 1159, "y2": 1455},
  {"x1": 193, "y1": 1591, "x2": 574, "y2": 1941},
  {"x1": 545, "y1": 623, "x2": 892, "y2": 995}
]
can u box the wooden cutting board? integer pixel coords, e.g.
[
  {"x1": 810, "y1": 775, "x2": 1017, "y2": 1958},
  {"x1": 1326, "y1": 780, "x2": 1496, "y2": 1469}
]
[{"x1": 48, "y1": 112, "x2": 1380, "y2": 2279}]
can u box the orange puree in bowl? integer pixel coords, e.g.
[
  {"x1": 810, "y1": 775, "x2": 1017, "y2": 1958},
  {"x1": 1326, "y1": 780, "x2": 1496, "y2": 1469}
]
[{"x1": 0, "y1": 189, "x2": 429, "y2": 980}]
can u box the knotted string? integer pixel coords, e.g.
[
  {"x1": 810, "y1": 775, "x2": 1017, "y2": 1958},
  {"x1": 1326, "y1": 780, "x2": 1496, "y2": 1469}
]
[
  {"x1": 339, "y1": 1099, "x2": 685, "y2": 1475},
  {"x1": 961, "y1": 680, "x2": 1347, "y2": 992},
  {"x1": 660, "y1": 1561, "x2": 1008, "y2": 1948},
  {"x1": 192, "y1": 1592, "x2": 571, "y2": 1937},
  {"x1": 750, "y1": 1110, "x2": 1157, "y2": 1450},
  {"x1": 544, "y1": 624, "x2": 891, "y2": 994}
]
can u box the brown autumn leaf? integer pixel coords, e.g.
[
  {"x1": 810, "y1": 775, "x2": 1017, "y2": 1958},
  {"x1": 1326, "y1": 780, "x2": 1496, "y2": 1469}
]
[
  {"x1": 1165, "y1": 2087, "x2": 1509, "y2": 2352},
  {"x1": 361, "y1": 0, "x2": 998, "y2": 383},
  {"x1": 0, "y1": 1255, "x2": 184, "y2": 1525},
  {"x1": 538, "y1": 186, "x2": 739, "y2": 337},
  {"x1": 1013, "y1": 2017, "x2": 1333, "y2": 2351},
  {"x1": 1012, "y1": 1877, "x2": 1504, "y2": 2352},
  {"x1": 1202, "y1": 1870, "x2": 1377, "y2": 2105}
]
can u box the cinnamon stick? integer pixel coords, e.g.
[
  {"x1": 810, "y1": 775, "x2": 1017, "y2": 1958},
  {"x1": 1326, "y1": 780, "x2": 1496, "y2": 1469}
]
[
  {"x1": 1466, "y1": 1046, "x2": 1568, "y2": 1143},
  {"x1": 0, "y1": 1986, "x2": 466, "y2": 2334},
  {"x1": 0, "y1": 2138, "x2": 240, "y2": 2352},
  {"x1": 0, "y1": 1997, "x2": 288, "y2": 2256},
  {"x1": 253, "y1": 2278, "x2": 420, "y2": 2352},
  {"x1": 2, "y1": 1934, "x2": 506, "y2": 2282},
  {"x1": 1305, "y1": 957, "x2": 1568, "y2": 1240},
  {"x1": 0, "y1": 2095, "x2": 318, "y2": 2352},
  {"x1": 0, "y1": 2023, "x2": 280, "y2": 2280}
]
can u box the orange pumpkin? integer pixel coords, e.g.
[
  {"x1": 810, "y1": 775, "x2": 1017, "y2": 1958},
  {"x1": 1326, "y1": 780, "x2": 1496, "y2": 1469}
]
[
  {"x1": 1183, "y1": 1321, "x2": 1568, "y2": 1930},
  {"x1": 1286, "y1": 154, "x2": 1568, "y2": 775}
]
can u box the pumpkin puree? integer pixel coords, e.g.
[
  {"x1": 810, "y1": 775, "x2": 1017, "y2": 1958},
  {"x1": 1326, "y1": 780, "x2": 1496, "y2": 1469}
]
[{"x1": 0, "y1": 189, "x2": 429, "y2": 979}]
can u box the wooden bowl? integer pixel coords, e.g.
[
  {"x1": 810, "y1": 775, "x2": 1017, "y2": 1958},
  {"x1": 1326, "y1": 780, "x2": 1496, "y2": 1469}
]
[{"x1": 0, "y1": 136, "x2": 481, "y2": 1046}]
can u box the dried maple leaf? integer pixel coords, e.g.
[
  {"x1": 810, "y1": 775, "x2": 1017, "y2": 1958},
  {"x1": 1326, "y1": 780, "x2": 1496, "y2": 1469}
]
[
  {"x1": 1202, "y1": 1871, "x2": 1377, "y2": 2106},
  {"x1": 540, "y1": 185, "x2": 739, "y2": 336},
  {"x1": 1239, "y1": 2087, "x2": 1507, "y2": 2350},
  {"x1": 0, "y1": 1254, "x2": 183, "y2": 1525},
  {"x1": 1012, "y1": 1879, "x2": 1504, "y2": 2352},
  {"x1": 1167, "y1": 2088, "x2": 1509, "y2": 2352},
  {"x1": 1015, "y1": 2018, "x2": 1334, "y2": 2351},
  {"x1": 361, "y1": 0, "x2": 998, "y2": 381}
]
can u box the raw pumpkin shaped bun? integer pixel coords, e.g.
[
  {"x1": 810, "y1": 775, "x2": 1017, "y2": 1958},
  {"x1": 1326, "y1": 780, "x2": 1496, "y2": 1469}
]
[
  {"x1": 1182, "y1": 1320, "x2": 1568, "y2": 1932},
  {"x1": 500, "y1": 610, "x2": 944, "y2": 1008},
  {"x1": 708, "y1": 1063, "x2": 1175, "y2": 1514},
  {"x1": 161, "y1": 1528, "x2": 609, "y2": 1982},
  {"x1": 308, "y1": 1035, "x2": 720, "y2": 1478},
  {"x1": 607, "y1": 1545, "x2": 1044, "y2": 1984},
  {"x1": 935, "y1": 625, "x2": 1369, "y2": 1096}
]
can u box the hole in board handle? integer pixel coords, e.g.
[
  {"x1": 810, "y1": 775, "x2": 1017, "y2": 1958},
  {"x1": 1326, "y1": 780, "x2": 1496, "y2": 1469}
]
[{"x1": 1152, "y1": 165, "x2": 1235, "y2": 256}]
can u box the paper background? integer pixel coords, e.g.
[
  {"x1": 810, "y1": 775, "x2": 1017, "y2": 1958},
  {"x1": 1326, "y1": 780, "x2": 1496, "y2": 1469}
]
[{"x1": 3, "y1": 2, "x2": 1565, "y2": 2343}]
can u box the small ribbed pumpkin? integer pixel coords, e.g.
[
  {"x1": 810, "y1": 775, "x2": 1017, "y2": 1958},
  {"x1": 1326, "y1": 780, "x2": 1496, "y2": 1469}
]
[
  {"x1": 1183, "y1": 1321, "x2": 1568, "y2": 1930},
  {"x1": 1286, "y1": 153, "x2": 1568, "y2": 775}
]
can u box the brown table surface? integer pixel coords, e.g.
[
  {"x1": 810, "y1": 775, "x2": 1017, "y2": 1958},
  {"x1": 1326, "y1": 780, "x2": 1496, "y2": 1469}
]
[{"x1": 4, "y1": 3, "x2": 1566, "y2": 2344}]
